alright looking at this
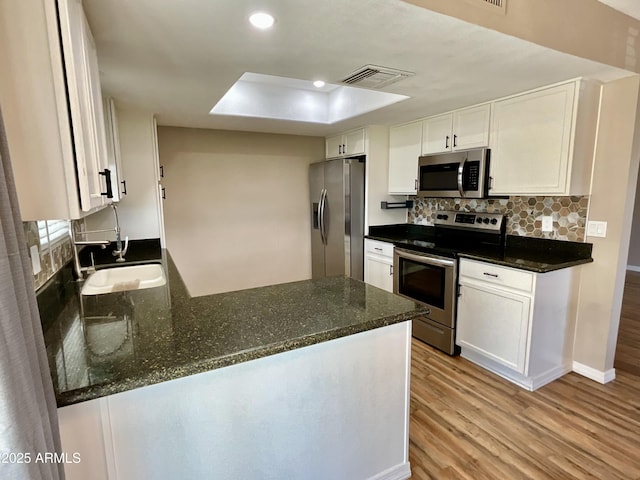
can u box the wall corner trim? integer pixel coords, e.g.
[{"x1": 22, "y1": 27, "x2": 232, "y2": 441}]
[
  {"x1": 572, "y1": 361, "x2": 616, "y2": 384},
  {"x1": 626, "y1": 265, "x2": 640, "y2": 272}
]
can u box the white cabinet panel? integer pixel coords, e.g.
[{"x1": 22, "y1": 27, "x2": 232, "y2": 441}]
[
  {"x1": 421, "y1": 105, "x2": 490, "y2": 155},
  {"x1": 325, "y1": 129, "x2": 365, "y2": 158},
  {"x1": 457, "y1": 279, "x2": 531, "y2": 373},
  {"x1": 0, "y1": 0, "x2": 110, "y2": 219},
  {"x1": 457, "y1": 258, "x2": 576, "y2": 391},
  {"x1": 364, "y1": 239, "x2": 394, "y2": 292},
  {"x1": 489, "y1": 80, "x2": 599, "y2": 196},
  {"x1": 421, "y1": 113, "x2": 452, "y2": 154},
  {"x1": 388, "y1": 121, "x2": 422, "y2": 194},
  {"x1": 453, "y1": 104, "x2": 491, "y2": 150}
]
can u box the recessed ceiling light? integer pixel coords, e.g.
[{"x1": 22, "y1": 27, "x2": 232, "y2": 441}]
[
  {"x1": 249, "y1": 12, "x2": 275, "y2": 29},
  {"x1": 313, "y1": 80, "x2": 326, "y2": 88}
]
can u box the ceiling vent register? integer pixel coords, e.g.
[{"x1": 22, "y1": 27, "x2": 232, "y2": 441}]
[
  {"x1": 466, "y1": 0, "x2": 507, "y2": 14},
  {"x1": 339, "y1": 65, "x2": 414, "y2": 89}
]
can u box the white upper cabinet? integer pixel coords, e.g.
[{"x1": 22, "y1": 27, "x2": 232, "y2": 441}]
[
  {"x1": 422, "y1": 104, "x2": 491, "y2": 155},
  {"x1": 388, "y1": 121, "x2": 422, "y2": 195},
  {"x1": 326, "y1": 128, "x2": 365, "y2": 158},
  {"x1": 489, "y1": 80, "x2": 599, "y2": 196},
  {"x1": 0, "y1": 0, "x2": 110, "y2": 220},
  {"x1": 103, "y1": 97, "x2": 126, "y2": 201}
]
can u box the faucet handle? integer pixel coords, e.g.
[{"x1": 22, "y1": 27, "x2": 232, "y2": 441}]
[{"x1": 115, "y1": 236, "x2": 129, "y2": 262}]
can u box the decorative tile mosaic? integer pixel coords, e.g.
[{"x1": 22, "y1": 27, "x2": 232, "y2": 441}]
[
  {"x1": 408, "y1": 196, "x2": 589, "y2": 242},
  {"x1": 24, "y1": 220, "x2": 76, "y2": 291}
]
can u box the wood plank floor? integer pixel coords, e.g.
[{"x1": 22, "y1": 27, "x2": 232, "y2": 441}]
[
  {"x1": 408, "y1": 272, "x2": 640, "y2": 480},
  {"x1": 614, "y1": 271, "x2": 640, "y2": 377}
]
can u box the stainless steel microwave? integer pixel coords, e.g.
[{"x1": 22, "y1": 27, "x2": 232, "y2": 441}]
[{"x1": 417, "y1": 148, "x2": 490, "y2": 198}]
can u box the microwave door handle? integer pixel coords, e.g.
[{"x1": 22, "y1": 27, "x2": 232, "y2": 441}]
[{"x1": 457, "y1": 159, "x2": 466, "y2": 197}]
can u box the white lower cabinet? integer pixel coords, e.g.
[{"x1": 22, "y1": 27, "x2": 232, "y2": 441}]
[
  {"x1": 456, "y1": 258, "x2": 576, "y2": 391},
  {"x1": 364, "y1": 239, "x2": 394, "y2": 292}
]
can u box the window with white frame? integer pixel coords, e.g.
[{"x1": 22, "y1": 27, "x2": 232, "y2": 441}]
[{"x1": 37, "y1": 220, "x2": 70, "y2": 247}]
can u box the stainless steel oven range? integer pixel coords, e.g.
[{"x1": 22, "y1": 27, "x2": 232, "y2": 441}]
[{"x1": 393, "y1": 211, "x2": 505, "y2": 355}]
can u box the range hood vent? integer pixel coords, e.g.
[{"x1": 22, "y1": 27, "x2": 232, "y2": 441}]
[{"x1": 339, "y1": 65, "x2": 414, "y2": 89}]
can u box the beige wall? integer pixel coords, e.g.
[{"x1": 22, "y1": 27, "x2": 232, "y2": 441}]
[
  {"x1": 402, "y1": 0, "x2": 640, "y2": 74},
  {"x1": 574, "y1": 76, "x2": 640, "y2": 372},
  {"x1": 157, "y1": 127, "x2": 324, "y2": 297},
  {"x1": 628, "y1": 167, "x2": 640, "y2": 268}
]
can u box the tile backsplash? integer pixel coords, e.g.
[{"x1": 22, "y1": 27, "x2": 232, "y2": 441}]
[
  {"x1": 24, "y1": 221, "x2": 75, "y2": 290},
  {"x1": 408, "y1": 196, "x2": 589, "y2": 242}
]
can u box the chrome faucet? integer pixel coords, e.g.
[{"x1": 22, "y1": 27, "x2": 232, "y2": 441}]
[
  {"x1": 110, "y1": 203, "x2": 128, "y2": 262},
  {"x1": 71, "y1": 203, "x2": 129, "y2": 279}
]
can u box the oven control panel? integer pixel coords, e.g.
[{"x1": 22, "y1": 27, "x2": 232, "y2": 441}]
[{"x1": 434, "y1": 211, "x2": 504, "y2": 231}]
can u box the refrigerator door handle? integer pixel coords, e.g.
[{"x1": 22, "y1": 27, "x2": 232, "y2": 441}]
[{"x1": 319, "y1": 188, "x2": 327, "y2": 245}]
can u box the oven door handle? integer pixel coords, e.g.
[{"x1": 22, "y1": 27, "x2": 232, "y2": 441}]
[
  {"x1": 395, "y1": 249, "x2": 455, "y2": 268},
  {"x1": 457, "y1": 159, "x2": 466, "y2": 197}
]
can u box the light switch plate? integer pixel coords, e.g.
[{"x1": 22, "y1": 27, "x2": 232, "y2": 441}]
[
  {"x1": 541, "y1": 216, "x2": 553, "y2": 232},
  {"x1": 587, "y1": 220, "x2": 608, "y2": 238}
]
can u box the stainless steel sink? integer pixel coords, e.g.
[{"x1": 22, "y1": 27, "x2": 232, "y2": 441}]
[{"x1": 81, "y1": 263, "x2": 166, "y2": 295}]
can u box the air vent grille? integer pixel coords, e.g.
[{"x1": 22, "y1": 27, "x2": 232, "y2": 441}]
[
  {"x1": 340, "y1": 65, "x2": 414, "y2": 89},
  {"x1": 465, "y1": 0, "x2": 506, "y2": 14}
]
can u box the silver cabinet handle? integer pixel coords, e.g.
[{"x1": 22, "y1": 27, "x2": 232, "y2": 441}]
[{"x1": 483, "y1": 272, "x2": 499, "y2": 278}]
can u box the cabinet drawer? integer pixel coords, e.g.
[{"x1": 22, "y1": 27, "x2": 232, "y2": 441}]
[
  {"x1": 459, "y1": 259, "x2": 534, "y2": 293},
  {"x1": 365, "y1": 239, "x2": 394, "y2": 258}
]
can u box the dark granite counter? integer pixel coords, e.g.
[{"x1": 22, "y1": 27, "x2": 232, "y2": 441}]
[
  {"x1": 367, "y1": 224, "x2": 593, "y2": 273},
  {"x1": 39, "y1": 245, "x2": 426, "y2": 407}
]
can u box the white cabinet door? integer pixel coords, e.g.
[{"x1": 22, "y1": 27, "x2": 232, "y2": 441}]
[
  {"x1": 58, "y1": 0, "x2": 109, "y2": 211},
  {"x1": 326, "y1": 129, "x2": 365, "y2": 158},
  {"x1": 365, "y1": 256, "x2": 394, "y2": 292},
  {"x1": 457, "y1": 278, "x2": 531, "y2": 374},
  {"x1": 388, "y1": 121, "x2": 422, "y2": 194},
  {"x1": 344, "y1": 129, "x2": 366, "y2": 155},
  {"x1": 326, "y1": 135, "x2": 343, "y2": 158},
  {"x1": 489, "y1": 82, "x2": 576, "y2": 195},
  {"x1": 422, "y1": 113, "x2": 452, "y2": 154},
  {"x1": 453, "y1": 104, "x2": 491, "y2": 150},
  {"x1": 103, "y1": 97, "x2": 126, "y2": 201}
]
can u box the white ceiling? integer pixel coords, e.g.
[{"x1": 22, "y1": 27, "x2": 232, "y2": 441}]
[{"x1": 83, "y1": 0, "x2": 634, "y2": 137}]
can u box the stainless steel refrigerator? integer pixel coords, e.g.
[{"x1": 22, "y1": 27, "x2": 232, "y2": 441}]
[{"x1": 310, "y1": 156, "x2": 365, "y2": 280}]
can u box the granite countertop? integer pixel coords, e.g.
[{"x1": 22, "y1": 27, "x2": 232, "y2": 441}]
[
  {"x1": 39, "y1": 244, "x2": 426, "y2": 407},
  {"x1": 367, "y1": 224, "x2": 593, "y2": 273}
]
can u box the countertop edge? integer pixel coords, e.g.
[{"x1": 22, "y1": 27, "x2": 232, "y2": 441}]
[
  {"x1": 56, "y1": 311, "x2": 421, "y2": 407},
  {"x1": 457, "y1": 252, "x2": 594, "y2": 273}
]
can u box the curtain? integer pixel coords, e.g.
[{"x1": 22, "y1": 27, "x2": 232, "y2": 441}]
[{"x1": 0, "y1": 109, "x2": 64, "y2": 479}]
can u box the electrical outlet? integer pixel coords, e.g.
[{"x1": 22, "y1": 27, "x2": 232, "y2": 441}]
[
  {"x1": 587, "y1": 220, "x2": 607, "y2": 238},
  {"x1": 541, "y1": 216, "x2": 553, "y2": 232}
]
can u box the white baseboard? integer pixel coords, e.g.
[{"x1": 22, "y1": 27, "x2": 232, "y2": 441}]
[
  {"x1": 368, "y1": 463, "x2": 411, "y2": 480},
  {"x1": 572, "y1": 361, "x2": 616, "y2": 384},
  {"x1": 627, "y1": 265, "x2": 640, "y2": 272}
]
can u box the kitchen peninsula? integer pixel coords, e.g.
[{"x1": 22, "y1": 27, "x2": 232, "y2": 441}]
[{"x1": 39, "y1": 247, "x2": 425, "y2": 480}]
